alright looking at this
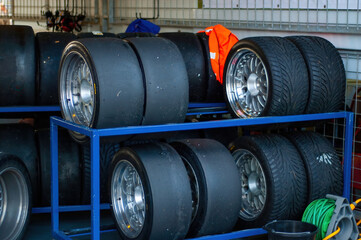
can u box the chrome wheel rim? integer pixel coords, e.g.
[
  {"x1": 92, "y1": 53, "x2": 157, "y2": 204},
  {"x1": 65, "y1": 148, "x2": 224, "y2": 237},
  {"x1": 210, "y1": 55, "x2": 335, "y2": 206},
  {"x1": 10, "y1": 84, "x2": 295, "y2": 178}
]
[
  {"x1": 0, "y1": 167, "x2": 29, "y2": 240},
  {"x1": 111, "y1": 161, "x2": 145, "y2": 238},
  {"x1": 181, "y1": 157, "x2": 199, "y2": 222},
  {"x1": 233, "y1": 149, "x2": 267, "y2": 220},
  {"x1": 225, "y1": 48, "x2": 269, "y2": 118},
  {"x1": 60, "y1": 51, "x2": 95, "y2": 126}
]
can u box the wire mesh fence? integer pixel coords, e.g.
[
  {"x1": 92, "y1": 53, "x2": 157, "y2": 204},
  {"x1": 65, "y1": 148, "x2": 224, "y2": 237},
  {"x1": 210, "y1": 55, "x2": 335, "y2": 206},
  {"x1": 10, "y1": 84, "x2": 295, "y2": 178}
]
[{"x1": 114, "y1": 0, "x2": 361, "y2": 33}]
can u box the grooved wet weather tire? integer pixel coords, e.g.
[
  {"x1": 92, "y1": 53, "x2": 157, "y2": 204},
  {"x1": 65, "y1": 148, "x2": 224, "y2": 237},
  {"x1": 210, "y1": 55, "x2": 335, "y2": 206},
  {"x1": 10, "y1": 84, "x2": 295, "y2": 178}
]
[
  {"x1": 171, "y1": 139, "x2": 241, "y2": 237},
  {"x1": 285, "y1": 131, "x2": 343, "y2": 203},
  {"x1": 0, "y1": 25, "x2": 35, "y2": 106},
  {"x1": 196, "y1": 32, "x2": 223, "y2": 102},
  {"x1": 0, "y1": 153, "x2": 32, "y2": 240},
  {"x1": 0, "y1": 124, "x2": 38, "y2": 204},
  {"x1": 36, "y1": 32, "x2": 76, "y2": 105},
  {"x1": 59, "y1": 38, "x2": 144, "y2": 143},
  {"x1": 158, "y1": 32, "x2": 207, "y2": 102},
  {"x1": 229, "y1": 134, "x2": 308, "y2": 228},
  {"x1": 223, "y1": 37, "x2": 309, "y2": 118},
  {"x1": 109, "y1": 142, "x2": 192, "y2": 240},
  {"x1": 286, "y1": 36, "x2": 346, "y2": 113},
  {"x1": 37, "y1": 129, "x2": 81, "y2": 206},
  {"x1": 126, "y1": 37, "x2": 189, "y2": 125}
]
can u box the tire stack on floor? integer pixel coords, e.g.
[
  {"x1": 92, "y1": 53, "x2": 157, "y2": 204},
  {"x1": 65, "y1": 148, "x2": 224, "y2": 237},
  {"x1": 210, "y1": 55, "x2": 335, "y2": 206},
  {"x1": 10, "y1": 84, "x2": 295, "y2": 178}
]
[{"x1": 0, "y1": 26, "x2": 81, "y2": 240}]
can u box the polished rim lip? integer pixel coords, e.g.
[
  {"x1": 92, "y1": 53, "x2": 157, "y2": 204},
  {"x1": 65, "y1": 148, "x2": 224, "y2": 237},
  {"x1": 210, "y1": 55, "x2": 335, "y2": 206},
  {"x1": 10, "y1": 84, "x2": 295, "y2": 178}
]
[
  {"x1": 181, "y1": 156, "x2": 199, "y2": 222},
  {"x1": 0, "y1": 167, "x2": 29, "y2": 240},
  {"x1": 111, "y1": 160, "x2": 145, "y2": 238},
  {"x1": 225, "y1": 47, "x2": 269, "y2": 118},
  {"x1": 59, "y1": 49, "x2": 95, "y2": 127},
  {"x1": 233, "y1": 149, "x2": 267, "y2": 220}
]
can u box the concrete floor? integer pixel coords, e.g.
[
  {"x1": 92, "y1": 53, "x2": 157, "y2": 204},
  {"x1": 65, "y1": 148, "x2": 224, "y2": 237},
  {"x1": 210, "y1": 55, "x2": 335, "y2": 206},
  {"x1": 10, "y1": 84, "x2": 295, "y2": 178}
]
[{"x1": 24, "y1": 211, "x2": 268, "y2": 240}]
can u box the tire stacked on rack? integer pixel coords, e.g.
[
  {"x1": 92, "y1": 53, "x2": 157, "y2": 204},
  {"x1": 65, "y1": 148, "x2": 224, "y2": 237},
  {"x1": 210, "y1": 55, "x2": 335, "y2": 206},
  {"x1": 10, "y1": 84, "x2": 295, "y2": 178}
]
[
  {"x1": 36, "y1": 32, "x2": 76, "y2": 105},
  {"x1": 196, "y1": 32, "x2": 224, "y2": 102},
  {"x1": 286, "y1": 36, "x2": 346, "y2": 113},
  {"x1": 223, "y1": 36, "x2": 346, "y2": 118},
  {"x1": 223, "y1": 37, "x2": 309, "y2": 118},
  {"x1": 228, "y1": 132, "x2": 343, "y2": 229},
  {"x1": 0, "y1": 25, "x2": 36, "y2": 106},
  {"x1": 159, "y1": 32, "x2": 225, "y2": 102},
  {"x1": 108, "y1": 139, "x2": 241, "y2": 239},
  {"x1": 58, "y1": 37, "x2": 188, "y2": 143},
  {"x1": 158, "y1": 32, "x2": 207, "y2": 102},
  {"x1": 36, "y1": 129, "x2": 82, "y2": 206},
  {"x1": 229, "y1": 134, "x2": 308, "y2": 228}
]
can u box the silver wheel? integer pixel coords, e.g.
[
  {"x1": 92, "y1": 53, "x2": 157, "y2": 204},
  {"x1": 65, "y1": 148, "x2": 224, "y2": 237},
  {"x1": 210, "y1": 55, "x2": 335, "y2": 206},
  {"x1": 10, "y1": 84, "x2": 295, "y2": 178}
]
[
  {"x1": 0, "y1": 167, "x2": 30, "y2": 240},
  {"x1": 111, "y1": 160, "x2": 145, "y2": 238},
  {"x1": 233, "y1": 149, "x2": 267, "y2": 220},
  {"x1": 225, "y1": 48, "x2": 269, "y2": 118},
  {"x1": 181, "y1": 157, "x2": 200, "y2": 222},
  {"x1": 60, "y1": 51, "x2": 95, "y2": 127}
]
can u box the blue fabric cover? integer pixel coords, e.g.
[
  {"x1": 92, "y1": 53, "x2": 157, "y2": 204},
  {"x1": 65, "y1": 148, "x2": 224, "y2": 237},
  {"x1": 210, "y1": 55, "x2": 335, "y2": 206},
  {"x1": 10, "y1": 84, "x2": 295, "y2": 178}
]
[{"x1": 125, "y1": 19, "x2": 160, "y2": 34}]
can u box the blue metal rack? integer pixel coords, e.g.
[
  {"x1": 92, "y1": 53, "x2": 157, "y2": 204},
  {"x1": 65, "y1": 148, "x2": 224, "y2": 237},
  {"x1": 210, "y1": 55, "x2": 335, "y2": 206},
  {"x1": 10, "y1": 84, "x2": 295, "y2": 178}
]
[{"x1": 50, "y1": 111, "x2": 354, "y2": 240}]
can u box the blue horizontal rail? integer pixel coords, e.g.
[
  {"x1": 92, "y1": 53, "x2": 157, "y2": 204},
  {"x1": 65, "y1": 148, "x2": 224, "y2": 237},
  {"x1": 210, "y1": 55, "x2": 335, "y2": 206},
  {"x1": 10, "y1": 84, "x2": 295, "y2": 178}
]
[
  {"x1": 0, "y1": 106, "x2": 61, "y2": 112},
  {"x1": 51, "y1": 112, "x2": 350, "y2": 137},
  {"x1": 32, "y1": 204, "x2": 110, "y2": 214}
]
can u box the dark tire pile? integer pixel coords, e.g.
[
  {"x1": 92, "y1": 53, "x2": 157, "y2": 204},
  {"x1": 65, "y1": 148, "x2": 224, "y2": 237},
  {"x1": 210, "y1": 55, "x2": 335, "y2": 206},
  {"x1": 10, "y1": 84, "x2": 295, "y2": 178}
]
[{"x1": 0, "y1": 25, "x2": 346, "y2": 240}]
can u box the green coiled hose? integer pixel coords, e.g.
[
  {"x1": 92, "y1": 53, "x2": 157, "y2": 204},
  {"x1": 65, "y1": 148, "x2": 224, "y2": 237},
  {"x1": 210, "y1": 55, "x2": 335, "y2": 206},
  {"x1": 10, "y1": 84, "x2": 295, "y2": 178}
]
[{"x1": 302, "y1": 199, "x2": 336, "y2": 240}]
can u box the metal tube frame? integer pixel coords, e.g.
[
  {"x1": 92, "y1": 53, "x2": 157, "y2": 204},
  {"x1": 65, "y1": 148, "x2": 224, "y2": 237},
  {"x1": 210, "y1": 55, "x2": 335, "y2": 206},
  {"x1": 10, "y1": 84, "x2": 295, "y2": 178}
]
[{"x1": 50, "y1": 111, "x2": 354, "y2": 240}]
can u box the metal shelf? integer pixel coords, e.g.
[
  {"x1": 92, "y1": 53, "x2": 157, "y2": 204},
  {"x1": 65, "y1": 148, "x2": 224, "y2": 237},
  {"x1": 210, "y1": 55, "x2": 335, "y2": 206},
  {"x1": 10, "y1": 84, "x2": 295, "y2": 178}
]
[{"x1": 50, "y1": 111, "x2": 354, "y2": 240}]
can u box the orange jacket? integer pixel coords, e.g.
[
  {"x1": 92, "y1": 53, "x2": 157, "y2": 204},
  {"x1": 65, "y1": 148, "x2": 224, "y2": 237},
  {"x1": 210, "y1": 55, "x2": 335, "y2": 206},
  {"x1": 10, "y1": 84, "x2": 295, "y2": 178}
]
[{"x1": 199, "y1": 25, "x2": 239, "y2": 84}]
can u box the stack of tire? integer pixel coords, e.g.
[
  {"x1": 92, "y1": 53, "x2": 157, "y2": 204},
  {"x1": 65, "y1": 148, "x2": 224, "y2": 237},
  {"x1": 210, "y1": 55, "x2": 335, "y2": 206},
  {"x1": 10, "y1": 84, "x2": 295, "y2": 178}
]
[
  {"x1": 0, "y1": 25, "x2": 80, "y2": 240},
  {"x1": 223, "y1": 36, "x2": 346, "y2": 118},
  {"x1": 228, "y1": 131, "x2": 343, "y2": 229},
  {"x1": 108, "y1": 139, "x2": 242, "y2": 239}
]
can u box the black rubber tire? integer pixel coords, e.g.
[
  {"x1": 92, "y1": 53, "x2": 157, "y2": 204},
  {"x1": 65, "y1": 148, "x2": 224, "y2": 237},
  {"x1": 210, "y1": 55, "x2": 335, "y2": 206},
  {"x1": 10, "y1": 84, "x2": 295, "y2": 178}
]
[
  {"x1": 0, "y1": 153, "x2": 32, "y2": 240},
  {"x1": 0, "y1": 124, "x2": 39, "y2": 205},
  {"x1": 126, "y1": 37, "x2": 189, "y2": 125},
  {"x1": 229, "y1": 134, "x2": 308, "y2": 228},
  {"x1": 158, "y1": 32, "x2": 207, "y2": 102},
  {"x1": 196, "y1": 32, "x2": 224, "y2": 102},
  {"x1": 0, "y1": 25, "x2": 35, "y2": 106},
  {"x1": 202, "y1": 127, "x2": 239, "y2": 146},
  {"x1": 37, "y1": 129, "x2": 81, "y2": 206},
  {"x1": 171, "y1": 139, "x2": 241, "y2": 237},
  {"x1": 285, "y1": 131, "x2": 343, "y2": 203},
  {"x1": 59, "y1": 38, "x2": 144, "y2": 143},
  {"x1": 77, "y1": 32, "x2": 117, "y2": 38},
  {"x1": 81, "y1": 143, "x2": 120, "y2": 204},
  {"x1": 286, "y1": 36, "x2": 346, "y2": 113},
  {"x1": 35, "y1": 32, "x2": 76, "y2": 105},
  {"x1": 223, "y1": 37, "x2": 309, "y2": 117},
  {"x1": 109, "y1": 142, "x2": 192, "y2": 240},
  {"x1": 117, "y1": 32, "x2": 155, "y2": 39}
]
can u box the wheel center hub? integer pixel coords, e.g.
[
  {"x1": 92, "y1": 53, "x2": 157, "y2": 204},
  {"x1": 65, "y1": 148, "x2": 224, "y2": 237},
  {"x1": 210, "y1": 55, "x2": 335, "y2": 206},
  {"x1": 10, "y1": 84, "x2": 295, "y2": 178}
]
[
  {"x1": 247, "y1": 73, "x2": 260, "y2": 96},
  {"x1": 80, "y1": 79, "x2": 92, "y2": 104},
  {"x1": 248, "y1": 173, "x2": 261, "y2": 195}
]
